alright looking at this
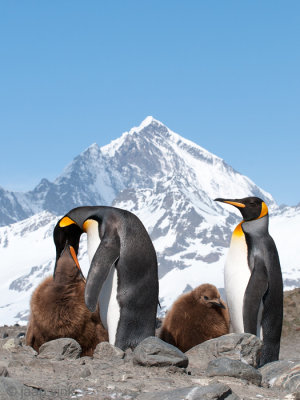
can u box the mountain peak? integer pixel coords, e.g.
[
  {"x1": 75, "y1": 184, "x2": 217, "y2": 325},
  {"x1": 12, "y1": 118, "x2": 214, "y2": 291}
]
[{"x1": 129, "y1": 116, "x2": 164, "y2": 134}]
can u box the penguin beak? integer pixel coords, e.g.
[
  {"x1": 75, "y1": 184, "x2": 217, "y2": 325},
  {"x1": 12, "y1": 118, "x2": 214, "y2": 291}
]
[
  {"x1": 69, "y1": 246, "x2": 86, "y2": 282},
  {"x1": 214, "y1": 198, "x2": 246, "y2": 209},
  {"x1": 209, "y1": 299, "x2": 226, "y2": 309}
]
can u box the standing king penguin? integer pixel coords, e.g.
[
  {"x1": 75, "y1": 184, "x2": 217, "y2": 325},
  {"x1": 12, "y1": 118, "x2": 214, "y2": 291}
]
[
  {"x1": 55, "y1": 206, "x2": 159, "y2": 351},
  {"x1": 214, "y1": 197, "x2": 283, "y2": 366}
]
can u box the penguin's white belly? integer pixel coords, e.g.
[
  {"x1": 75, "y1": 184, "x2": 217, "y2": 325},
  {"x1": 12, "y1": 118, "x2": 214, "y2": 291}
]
[
  {"x1": 85, "y1": 220, "x2": 120, "y2": 346},
  {"x1": 225, "y1": 234, "x2": 250, "y2": 333},
  {"x1": 99, "y1": 266, "x2": 120, "y2": 346}
]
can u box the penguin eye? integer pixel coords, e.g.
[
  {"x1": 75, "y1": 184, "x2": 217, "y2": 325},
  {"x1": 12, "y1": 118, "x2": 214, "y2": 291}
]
[{"x1": 204, "y1": 296, "x2": 209, "y2": 300}]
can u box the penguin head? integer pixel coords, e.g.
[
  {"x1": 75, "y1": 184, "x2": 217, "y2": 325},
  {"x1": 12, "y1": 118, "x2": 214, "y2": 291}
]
[
  {"x1": 53, "y1": 207, "x2": 99, "y2": 282},
  {"x1": 214, "y1": 196, "x2": 268, "y2": 221},
  {"x1": 193, "y1": 284, "x2": 226, "y2": 309}
]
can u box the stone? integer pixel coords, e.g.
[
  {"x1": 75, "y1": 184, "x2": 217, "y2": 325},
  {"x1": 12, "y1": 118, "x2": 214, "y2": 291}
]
[
  {"x1": 136, "y1": 383, "x2": 240, "y2": 399},
  {"x1": 186, "y1": 333, "x2": 262, "y2": 371},
  {"x1": 19, "y1": 345, "x2": 38, "y2": 357},
  {"x1": 260, "y1": 360, "x2": 300, "y2": 392},
  {"x1": 206, "y1": 357, "x2": 262, "y2": 386},
  {"x1": 0, "y1": 366, "x2": 9, "y2": 377},
  {"x1": 73, "y1": 366, "x2": 92, "y2": 378},
  {"x1": 37, "y1": 338, "x2": 82, "y2": 360},
  {"x1": 93, "y1": 341, "x2": 125, "y2": 360},
  {"x1": 2, "y1": 338, "x2": 22, "y2": 351},
  {"x1": 133, "y1": 336, "x2": 188, "y2": 368},
  {"x1": 0, "y1": 377, "x2": 50, "y2": 400}
]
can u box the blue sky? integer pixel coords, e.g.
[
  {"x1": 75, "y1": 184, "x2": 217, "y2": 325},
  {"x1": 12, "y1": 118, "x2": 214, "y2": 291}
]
[{"x1": 0, "y1": 1, "x2": 299, "y2": 206}]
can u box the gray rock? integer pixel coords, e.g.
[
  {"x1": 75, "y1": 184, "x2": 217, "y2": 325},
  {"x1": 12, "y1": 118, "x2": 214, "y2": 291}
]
[
  {"x1": 73, "y1": 365, "x2": 92, "y2": 378},
  {"x1": 0, "y1": 366, "x2": 9, "y2": 377},
  {"x1": 0, "y1": 377, "x2": 47, "y2": 400},
  {"x1": 260, "y1": 360, "x2": 300, "y2": 392},
  {"x1": 136, "y1": 383, "x2": 239, "y2": 399},
  {"x1": 206, "y1": 357, "x2": 262, "y2": 386},
  {"x1": 37, "y1": 338, "x2": 82, "y2": 360},
  {"x1": 186, "y1": 333, "x2": 262, "y2": 371},
  {"x1": 1, "y1": 338, "x2": 22, "y2": 351},
  {"x1": 93, "y1": 341, "x2": 125, "y2": 360},
  {"x1": 133, "y1": 336, "x2": 188, "y2": 368},
  {"x1": 19, "y1": 344, "x2": 38, "y2": 357}
]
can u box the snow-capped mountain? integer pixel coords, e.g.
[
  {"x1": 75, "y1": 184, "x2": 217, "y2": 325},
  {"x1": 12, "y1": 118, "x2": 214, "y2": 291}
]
[
  {"x1": 0, "y1": 117, "x2": 299, "y2": 325},
  {"x1": 0, "y1": 116, "x2": 275, "y2": 226}
]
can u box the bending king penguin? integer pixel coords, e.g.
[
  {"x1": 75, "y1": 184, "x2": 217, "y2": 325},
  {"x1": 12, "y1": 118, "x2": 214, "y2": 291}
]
[
  {"x1": 56, "y1": 206, "x2": 159, "y2": 351},
  {"x1": 215, "y1": 197, "x2": 283, "y2": 366}
]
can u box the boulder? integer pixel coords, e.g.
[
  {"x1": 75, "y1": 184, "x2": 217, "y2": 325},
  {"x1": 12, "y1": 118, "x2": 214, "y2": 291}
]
[
  {"x1": 136, "y1": 382, "x2": 239, "y2": 399},
  {"x1": 37, "y1": 338, "x2": 82, "y2": 360},
  {"x1": 260, "y1": 360, "x2": 300, "y2": 392},
  {"x1": 186, "y1": 333, "x2": 262, "y2": 371},
  {"x1": 0, "y1": 377, "x2": 48, "y2": 400},
  {"x1": 2, "y1": 338, "x2": 22, "y2": 351},
  {"x1": 133, "y1": 337, "x2": 188, "y2": 368},
  {"x1": 93, "y1": 341, "x2": 125, "y2": 360},
  {"x1": 0, "y1": 366, "x2": 9, "y2": 377},
  {"x1": 206, "y1": 357, "x2": 262, "y2": 386}
]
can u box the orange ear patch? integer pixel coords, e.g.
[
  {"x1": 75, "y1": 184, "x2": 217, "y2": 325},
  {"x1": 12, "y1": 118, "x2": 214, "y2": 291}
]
[
  {"x1": 59, "y1": 216, "x2": 76, "y2": 227},
  {"x1": 259, "y1": 202, "x2": 268, "y2": 219}
]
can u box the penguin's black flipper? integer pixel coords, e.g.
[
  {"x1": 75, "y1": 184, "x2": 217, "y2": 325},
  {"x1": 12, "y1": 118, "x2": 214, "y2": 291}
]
[
  {"x1": 243, "y1": 257, "x2": 268, "y2": 335},
  {"x1": 85, "y1": 230, "x2": 120, "y2": 312}
]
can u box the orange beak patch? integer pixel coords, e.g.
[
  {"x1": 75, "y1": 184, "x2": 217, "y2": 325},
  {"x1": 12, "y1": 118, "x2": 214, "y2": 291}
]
[
  {"x1": 223, "y1": 201, "x2": 246, "y2": 208},
  {"x1": 69, "y1": 246, "x2": 86, "y2": 282}
]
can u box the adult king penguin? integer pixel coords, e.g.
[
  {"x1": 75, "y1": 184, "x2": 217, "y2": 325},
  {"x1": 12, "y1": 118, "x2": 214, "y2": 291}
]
[
  {"x1": 214, "y1": 196, "x2": 283, "y2": 366},
  {"x1": 55, "y1": 206, "x2": 159, "y2": 351}
]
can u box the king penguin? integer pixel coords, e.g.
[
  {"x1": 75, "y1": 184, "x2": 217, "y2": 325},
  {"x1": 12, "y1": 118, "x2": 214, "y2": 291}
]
[
  {"x1": 214, "y1": 196, "x2": 283, "y2": 366},
  {"x1": 26, "y1": 242, "x2": 108, "y2": 356},
  {"x1": 55, "y1": 206, "x2": 159, "y2": 351},
  {"x1": 159, "y1": 284, "x2": 230, "y2": 352}
]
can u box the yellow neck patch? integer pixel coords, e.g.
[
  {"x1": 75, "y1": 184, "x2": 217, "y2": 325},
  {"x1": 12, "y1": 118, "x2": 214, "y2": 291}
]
[
  {"x1": 83, "y1": 219, "x2": 97, "y2": 233},
  {"x1": 233, "y1": 222, "x2": 244, "y2": 238}
]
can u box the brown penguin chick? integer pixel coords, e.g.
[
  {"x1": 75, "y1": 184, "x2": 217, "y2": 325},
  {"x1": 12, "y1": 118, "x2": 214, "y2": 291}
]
[
  {"x1": 26, "y1": 245, "x2": 108, "y2": 356},
  {"x1": 159, "y1": 284, "x2": 230, "y2": 352}
]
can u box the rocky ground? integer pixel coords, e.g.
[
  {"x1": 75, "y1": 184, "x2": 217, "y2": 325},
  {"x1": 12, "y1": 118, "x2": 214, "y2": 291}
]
[{"x1": 0, "y1": 289, "x2": 299, "y2": 400}]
